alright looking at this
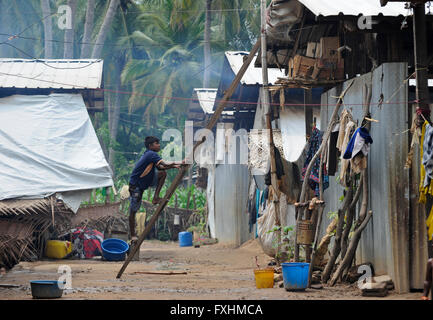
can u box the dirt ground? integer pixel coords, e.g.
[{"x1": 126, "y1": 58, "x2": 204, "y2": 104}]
[{"x1": 0, "y1": 239, "x2": 422, "y2": 300}]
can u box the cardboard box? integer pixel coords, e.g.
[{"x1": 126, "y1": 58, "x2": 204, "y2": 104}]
[
  {"x1": 312, "y1": 58, "x2": 345, "y2": 80},
  {"x1": 288, "y1": 55, "x2": 316, "y2": 79},
  {"x1": 306, "y1": 42, "x2": 320, "y2": 58},
  {"x1": 320, "y1": 37, "x2": 341, "y2": 61}
]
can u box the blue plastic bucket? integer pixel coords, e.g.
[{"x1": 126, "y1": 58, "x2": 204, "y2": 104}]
[
  {"x1": 282, "y1": 262, "x2": 310, "y2": 291},
  {"x1": 178, "y1": 232, "x2": 193, "y2": 247},
  {"x1": 101, "y1": 238, "x2": 129, "y2": 261}
]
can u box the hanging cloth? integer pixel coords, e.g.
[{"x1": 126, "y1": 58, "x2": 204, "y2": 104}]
[
  {"x1": 422, "y1": 123, "x2": 433, "y2": 188},
  {"x1": 336, "y1": 109, "x2": 354, "y2": 152},
  {"x1": 343, "y1": 127, "x2": 373, "y2": 160},
  {"x1": 327, "y1": 125, "x2": 339, "y2": 176},
  {"x1": 302, "y1": 127, "x2": 329, "y2": 197},
  {"x1": 419, "y1": 121, "x2": 433, "y2": 240},
  {"x1": 339, "y1": 121, "x2": 356, "y2": 187}
]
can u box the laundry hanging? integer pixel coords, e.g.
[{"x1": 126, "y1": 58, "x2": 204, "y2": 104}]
[
  {"x1": 336, "y1": 109, "x2": 354, "y2": 152},
  {"x1": 422, "y1": 123, "x2": 433, "y2": 188},
  {"x1": 302, "y1": 127, "x2": 329, "y2": 197},
  {"x1": 343, "y1": 127, "x2": 374, "y2": 160},
  {"x1": 327, "y1": 124, "x2": 340, "y2": 176},
  {"x1": 342, "y1": 126, "x2": 373, "y2": 176},
  {"x1": 419, "y1": 121, "x2": 433, "y2": 240},
  {"x1": 339, "y1": 120, "x2": 356, "y2": 186}
]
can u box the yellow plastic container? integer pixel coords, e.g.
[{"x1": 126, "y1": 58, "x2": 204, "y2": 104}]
[
  {"x1": 254, "y1": 268, "x2": 274, "y2": 289},
  {"x1": 45, "y1": 240, "x2": 72, "y2": 259}
]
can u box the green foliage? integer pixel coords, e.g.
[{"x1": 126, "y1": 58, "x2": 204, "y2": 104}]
[
  {"x1": 266, "y1": 225, "x2": 296, "y2": 263},
  {"x1": 7, "y1": 0, "x2": 262, "y2": 215}
]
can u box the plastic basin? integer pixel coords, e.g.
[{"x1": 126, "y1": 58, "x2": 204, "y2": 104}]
[
  {"x1": 101, "y1": 238, "x2": 129, "y2": 261},
  {"x1": 282, "y1": 262, "x2": 310, "y2": 291},
  {"x1": 30, "y1": 280, "x2": 64, "y2": 299},
  {"x1": 254, "y1": 268, "x2": 274, "y2": 289}
]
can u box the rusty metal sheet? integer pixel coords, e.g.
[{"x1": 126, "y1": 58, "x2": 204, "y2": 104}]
[{"x1": 319, "y1": 63, "x2": 415, "y2": 293}]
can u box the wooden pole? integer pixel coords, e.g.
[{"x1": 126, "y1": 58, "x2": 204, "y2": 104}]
[
  {"x1": 413, "y1": 2, "x2": 431, "y2": 125},
  {"x1": 116, "y1": 40, "x2": 261, "y2": 279},
  {"x1": 294, "y1": 81, "x2": 354, "y2": 261},
  {"x1": 261, "y1": 0, "x2": 282, "y2": 263},
  {"x1": 304, "y1": 89, "x2": 313, "y2": 139}
]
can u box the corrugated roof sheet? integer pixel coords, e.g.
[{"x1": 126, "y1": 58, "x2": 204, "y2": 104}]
[
  {"x1": 225, "y1": 51, "x2": 286, "y2": 85},
  {"x1": 409, "y1": 79, "x2": 433, "y2": 87},
  {"x1": 0, "y1": 59, "x2": 103, "y2": 89},
  {"x1": 194, "y1": 88, "x2": 218, "y2": 114},
  {"x1": 298, "y1": 0, "x2": 413, "y2": 17},
  {"x1": 194, "y1": 88, "x2": 234, "y2": 115}
]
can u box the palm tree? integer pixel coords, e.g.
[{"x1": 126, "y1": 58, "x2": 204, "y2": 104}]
[
  {"x1": 63, "y1": 0, "x2": 77, "y2": 58},
  {"x1": 40, "y1": 0, "x2": 53, "y2": 58},
  {"x1": 91, "y1": 0, "x2": 120, "y2": 59},
  {"x1": 203, "y1": 0, "x2": 212, "y2": 88},
  {"x1": 120, "y1": 0, "x2": 203, "y2": 125},
  {"x1": 80, "y1": 0, "x2": 95, "y2": 58}
]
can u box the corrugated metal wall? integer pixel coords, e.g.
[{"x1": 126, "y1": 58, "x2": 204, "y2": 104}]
[
  {"x1": 319, "y1": 63, "x2": 427, "y2": 293},
  {"x1": 214, "y1": 163, "x2": 252, "y2": 246}
]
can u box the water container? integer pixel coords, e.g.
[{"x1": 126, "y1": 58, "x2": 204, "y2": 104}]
[
  {"x1": 282, "y1": 262, "x2": 310, "y2": 291},
  {"x1": 254, "y1": 268, "x2": 274, "y2": 289},
  {"x1": 178, "y1": 231, "x2": 193, "y2": 247},
  {"x1": 45, "y1": 240, "x2": 72, "y2": 259},
  {"x1": 101, "y1": 238, "x2": 129, "y2": 261},
  {"x1": 30, "y1": 280, "x2": 64, "y2": 299}
]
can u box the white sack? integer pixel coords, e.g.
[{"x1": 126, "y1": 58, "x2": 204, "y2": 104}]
[{"x1": 257, "y1": 200, "x2": 277, "y2": 257}]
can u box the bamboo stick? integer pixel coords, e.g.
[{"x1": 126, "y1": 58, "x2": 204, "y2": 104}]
[
  {"x1": 116, "y1": 40, "x2": 261, "y2": 279},
  {"x1": 294, "y1": 80, "x2": 354, "y2": 261}
]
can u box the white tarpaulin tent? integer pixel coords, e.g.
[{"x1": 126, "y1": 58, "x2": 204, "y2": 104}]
[{"x1": 0, "y1": 93, "x2": 113, "y2": 211}]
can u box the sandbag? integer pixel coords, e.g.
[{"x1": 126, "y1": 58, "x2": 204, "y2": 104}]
[{"x1": 257, "y1": 200, "x2": 277, "y2": 257}]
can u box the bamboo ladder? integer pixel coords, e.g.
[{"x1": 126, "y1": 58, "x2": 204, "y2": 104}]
[{"x1": 116, "y1": 40, "x2": 262, "y2": 278}]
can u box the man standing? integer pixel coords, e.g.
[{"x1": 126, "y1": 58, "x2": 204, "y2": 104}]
[{"x1": 128, "y1": 136, "x2": 183, "y2": 242}]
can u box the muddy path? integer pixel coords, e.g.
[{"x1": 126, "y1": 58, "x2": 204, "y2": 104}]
[{"x1": 0, "y1": 239, "x2": 421, "y2": 300}]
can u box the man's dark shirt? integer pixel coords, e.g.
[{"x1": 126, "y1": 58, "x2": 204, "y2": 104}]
[{"x1": 129, "y1": 150, "x2": 162, "y2": 190}]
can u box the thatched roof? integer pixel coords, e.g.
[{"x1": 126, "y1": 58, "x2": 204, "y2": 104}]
[{"x1": 0, "y1": 199, "x2": 51, "y2": 216}]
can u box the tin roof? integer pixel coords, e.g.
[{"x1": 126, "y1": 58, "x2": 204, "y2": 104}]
[
  {"x1": 0, "y1": 59, "x2": 103, "y2": 89},
  {"x1": 194, "y1": 88, "x2": 234, "y2": 115},
  {"x1": 225, "y1": 51, "x2": 286, "y2": 86},
  {"x1": 298, "y1": 0, "x2": 412, "y2": 17},
  {"x1": 194, "y1": 88, "x2": 218, "y2": 114}
]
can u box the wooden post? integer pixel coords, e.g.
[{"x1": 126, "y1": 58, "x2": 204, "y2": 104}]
[
  {"x1": 304, "y1": 88, "x2": 313, "y2": 262},
  {"x1": 173, "y1": 194, "x2": 180, "y2": 241},
  {"x1": 304, "y1": 88, "x2": 313, "y2": 140},
  {"x1": 116, "y1": 39, "x2": 261, "y2": 279},
  {"x1": 413, "y1": 2, "x2": 431, "y2": 124},
  {"x1": 294, "y1": 81, "x2": 354, "y2": 261},
  {"x1": 261, "y1": 0, "x2": 282, "y2": 264},
  {"x1": 105, "y1": 187, "x2": 110, "y2": 204}
]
